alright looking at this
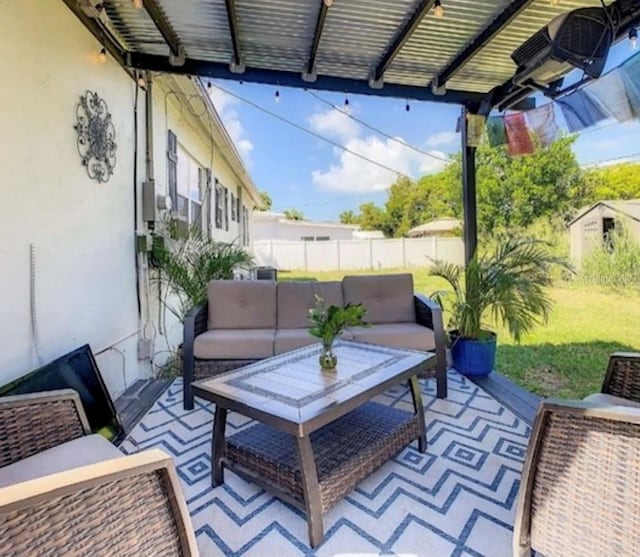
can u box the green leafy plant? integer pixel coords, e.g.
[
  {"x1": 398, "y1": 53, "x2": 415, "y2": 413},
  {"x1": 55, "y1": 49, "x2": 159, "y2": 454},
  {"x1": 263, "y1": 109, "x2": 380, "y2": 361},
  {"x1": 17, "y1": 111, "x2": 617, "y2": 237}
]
[
  {"x1": 430, "y1": 238, "x2": 572, "y2": 342},
  {"x1": 308, "y1": 296, "x2": 368, "y2": 347},
  {"x1": 153, "y1": 231, "x2": 253, "y2": 321}
]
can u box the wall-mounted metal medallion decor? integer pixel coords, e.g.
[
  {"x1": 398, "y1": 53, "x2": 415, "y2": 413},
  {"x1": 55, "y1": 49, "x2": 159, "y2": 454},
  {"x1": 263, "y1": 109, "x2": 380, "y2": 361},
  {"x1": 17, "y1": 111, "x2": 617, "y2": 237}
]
[{"x1": 73, "y1": 91, "x2": 117, "y2": 183}]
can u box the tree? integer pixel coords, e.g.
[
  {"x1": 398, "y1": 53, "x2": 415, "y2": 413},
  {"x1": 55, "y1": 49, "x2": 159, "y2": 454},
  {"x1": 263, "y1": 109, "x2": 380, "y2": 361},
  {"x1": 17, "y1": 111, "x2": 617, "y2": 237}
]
[
  {"x1": 357, "y1": 202, "x2": 391, "y2": 236},
  {"x1": 283, "y1": 208, "x2": 304, "y2": 221},
  {"x1": 339, "y1": 210, "x2": 359, "y2": 225},
  {"x1": 582, "y1": 162, "x2": 640, "y2": 202},
  {"x1": 257, "y1": 190, "x2": 272, "y2": 211}
]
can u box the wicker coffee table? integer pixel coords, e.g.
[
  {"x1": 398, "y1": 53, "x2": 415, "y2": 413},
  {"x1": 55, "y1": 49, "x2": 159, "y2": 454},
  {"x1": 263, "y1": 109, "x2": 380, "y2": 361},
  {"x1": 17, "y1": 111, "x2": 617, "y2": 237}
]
[{"x1": 192, "y1": 340, "x2": 432, "y2": 547}]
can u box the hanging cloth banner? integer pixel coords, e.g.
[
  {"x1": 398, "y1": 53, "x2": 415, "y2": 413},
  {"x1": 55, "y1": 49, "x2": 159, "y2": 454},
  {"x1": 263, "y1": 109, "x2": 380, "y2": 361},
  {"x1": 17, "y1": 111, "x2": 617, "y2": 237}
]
[
  {"x1": 504, "y1": 112, "x2": 534, "y2": 155},
  {"x1": 525, "y1": 104, "x2": 559, "y2": 147},
  {"x1": 557, "y1": 89, "x2": 608, "y2": 132},
  {"x1": 486, "y1": 116, "x2": 507, "y2": 147},
  {"x1": 586, "y1": 70, "x2": 634, "y2": 123},
  {"x1": 621, "y1": 53, "x2": 640, "y2": 117},
  {"x1": 466, "y1": 114, "x2": 486, "y2": 147}
]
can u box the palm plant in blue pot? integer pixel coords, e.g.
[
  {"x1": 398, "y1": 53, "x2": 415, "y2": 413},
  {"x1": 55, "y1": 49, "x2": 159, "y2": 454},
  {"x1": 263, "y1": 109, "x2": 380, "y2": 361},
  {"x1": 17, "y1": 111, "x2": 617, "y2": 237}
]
[{"x1": 430, "y1": 238, "x2": 571, "y2": 377}]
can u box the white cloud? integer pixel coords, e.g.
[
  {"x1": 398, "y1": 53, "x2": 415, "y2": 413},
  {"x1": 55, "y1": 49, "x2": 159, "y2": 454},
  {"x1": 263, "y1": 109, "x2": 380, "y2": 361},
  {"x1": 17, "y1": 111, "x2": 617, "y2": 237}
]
[
  {"x1": 312, "y1": 135, "x2": 448, "y2": 192},
  {"x1": 426, "y1": 131, "x2": 458, "y2": 148},
  {"x1": 308, "y1": 108, "x2": 360, "y2": 141},
  {"x1": 208, "y1": 87, "x2": 254, "y2": 160}
]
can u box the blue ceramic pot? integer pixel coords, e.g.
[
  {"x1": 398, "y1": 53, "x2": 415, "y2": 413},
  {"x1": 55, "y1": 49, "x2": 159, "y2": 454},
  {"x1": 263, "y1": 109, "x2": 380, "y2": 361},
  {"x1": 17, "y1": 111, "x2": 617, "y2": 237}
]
[{"x1": 450, "y1": 330, "x2": 497, "y2": 377}]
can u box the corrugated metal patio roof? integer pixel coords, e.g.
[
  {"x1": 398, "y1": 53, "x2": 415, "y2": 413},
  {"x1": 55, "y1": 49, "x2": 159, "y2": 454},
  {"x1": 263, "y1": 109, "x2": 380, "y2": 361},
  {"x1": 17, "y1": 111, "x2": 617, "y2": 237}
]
[{"x1": 64, "y1": 0, "x2": 640, "y2": 110}]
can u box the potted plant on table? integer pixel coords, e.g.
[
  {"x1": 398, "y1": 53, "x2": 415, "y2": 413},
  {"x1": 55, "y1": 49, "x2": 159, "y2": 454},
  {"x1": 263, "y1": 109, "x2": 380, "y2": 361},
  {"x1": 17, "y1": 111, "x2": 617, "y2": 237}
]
[
  {"x1": 308, "y1": 296, "x2": 368, "y2": 370},
  {"x1": 429, "y1": 238, "x2": 571, "y2": 377}
]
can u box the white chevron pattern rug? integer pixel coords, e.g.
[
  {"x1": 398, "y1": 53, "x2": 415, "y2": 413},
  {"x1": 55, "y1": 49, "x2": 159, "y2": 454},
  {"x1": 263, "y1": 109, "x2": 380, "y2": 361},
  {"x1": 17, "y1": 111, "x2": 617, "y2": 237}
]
[{"x1": 120, "y1": 371, "x2": 530, "y2": 557}]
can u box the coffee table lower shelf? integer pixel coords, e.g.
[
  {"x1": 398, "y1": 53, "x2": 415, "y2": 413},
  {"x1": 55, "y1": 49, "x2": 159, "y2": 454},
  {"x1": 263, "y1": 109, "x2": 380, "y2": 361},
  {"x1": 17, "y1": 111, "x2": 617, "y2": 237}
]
[{"x1": 223, "y1": 401, "x2": 422, "y2": 545}]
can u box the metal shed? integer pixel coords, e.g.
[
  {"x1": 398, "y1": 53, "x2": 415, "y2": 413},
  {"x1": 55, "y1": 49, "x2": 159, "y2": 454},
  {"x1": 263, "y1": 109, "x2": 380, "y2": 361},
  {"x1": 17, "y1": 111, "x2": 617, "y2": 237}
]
[{"x1": 63, "y1": 0, "x2": 640, "y2": 262}]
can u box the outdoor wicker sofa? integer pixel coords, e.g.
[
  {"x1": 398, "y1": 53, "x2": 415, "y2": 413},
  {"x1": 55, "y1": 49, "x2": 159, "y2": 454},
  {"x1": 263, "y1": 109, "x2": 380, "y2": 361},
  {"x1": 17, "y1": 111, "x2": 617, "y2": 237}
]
[
  {"x1": 182, "y1": 273, "x2": 447, "y2": 409},
  {"x1": 0, "y1": 389, "x2": 198, "y2": 556}
]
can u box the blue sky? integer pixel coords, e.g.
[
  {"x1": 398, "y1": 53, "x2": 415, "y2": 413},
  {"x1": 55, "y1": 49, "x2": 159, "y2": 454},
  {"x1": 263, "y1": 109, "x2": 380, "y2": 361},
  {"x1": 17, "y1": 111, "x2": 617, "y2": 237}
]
[{"x1": 209, "y1": 41, "x2": 640, "y2": 222}]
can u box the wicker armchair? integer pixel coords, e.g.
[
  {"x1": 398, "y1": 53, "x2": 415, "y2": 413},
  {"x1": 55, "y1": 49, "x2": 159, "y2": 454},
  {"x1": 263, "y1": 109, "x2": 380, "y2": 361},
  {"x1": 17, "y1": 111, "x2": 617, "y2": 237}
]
[
  {"x1": 600, "y1": 352, "x2": 640, "y2": 403},
  {"x1": 513, "y1": 399, "x2": 640, "y2": 557},
  {"x1": 0, "y1": 390, "x2": 198, "y2": 556}
]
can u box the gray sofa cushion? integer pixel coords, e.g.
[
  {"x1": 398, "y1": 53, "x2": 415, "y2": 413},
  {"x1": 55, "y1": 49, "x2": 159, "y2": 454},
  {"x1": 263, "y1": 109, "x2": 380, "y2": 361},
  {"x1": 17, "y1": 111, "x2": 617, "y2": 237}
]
[
  {"x1": 194, "y1": 329, "x2": 275, "y2": 359},
  {"x1": 207, "y1": 280, "x2": 277, "y2": 330},
  {"x1": 0, "y1": 434, "x2": 121, "y2": 488},
  {"x1": 277, "y1": 281, "x2": 344, "y2": 329},
  {"x1": 342, "y1": 274, "x2": 416, "y2": 324},
  {"x1": 274, "y1": 329, "x2": 317, "y2": 354},
  {"x1": 350, "y1": 323, "x2": 434, "y2": 351}
]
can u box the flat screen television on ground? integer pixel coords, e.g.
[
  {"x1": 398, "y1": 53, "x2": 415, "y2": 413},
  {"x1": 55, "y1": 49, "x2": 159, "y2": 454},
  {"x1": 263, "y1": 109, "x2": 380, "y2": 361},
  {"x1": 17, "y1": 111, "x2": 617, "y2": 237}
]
[{"x1": 0, "y1": 345, "x2": 124, "y2": 444}]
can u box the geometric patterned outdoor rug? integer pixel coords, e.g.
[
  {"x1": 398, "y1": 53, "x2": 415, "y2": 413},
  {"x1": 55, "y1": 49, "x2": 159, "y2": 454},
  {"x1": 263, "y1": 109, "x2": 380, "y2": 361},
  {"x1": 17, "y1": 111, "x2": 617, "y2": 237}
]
[{"x1": 120, "y1": 371, "x2": 530, "y2": 557}]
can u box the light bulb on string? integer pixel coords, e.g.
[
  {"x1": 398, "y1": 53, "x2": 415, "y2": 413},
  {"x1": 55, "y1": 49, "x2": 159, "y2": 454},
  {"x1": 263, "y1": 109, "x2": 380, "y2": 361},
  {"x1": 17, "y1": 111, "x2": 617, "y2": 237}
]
[
  {"x1": 323, "y1": 0, "x2": 334, "y2": 6},
  {"x1": 434, "y1": 0, "x2": 444, "y2": 18},
  {"x1": 405, "y1": 99, "x2": 411, "y2": 112},
  {"x1": 630, "y1": 27, "x2": 638, "y2": 50},
  {"x1": 207, "y1": 81, "x2": 212, "y2": 89},
  {"x1": 274, "y1": 89, "x2": 280, "y2": 103},
  {"x1": 98, "y1": 47, "x2": 107, "y2": 63},
  {"x1": 133, "y1": 0, "x2": 143, "y2": 9},
  {"x1": 343, "y1": 94, "x2": 350, "y2": 114},
  {"x1": 137, "y1": 73, "x2": 146, "y2": 88}
]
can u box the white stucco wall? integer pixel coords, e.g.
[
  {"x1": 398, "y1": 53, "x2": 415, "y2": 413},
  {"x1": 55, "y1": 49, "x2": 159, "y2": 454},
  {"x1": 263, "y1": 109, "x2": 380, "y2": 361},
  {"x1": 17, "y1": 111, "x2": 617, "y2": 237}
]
[
  {"x1": 0, "y1": 0, "x2": 147, "y2": 397},
  {"x1": 0, "y1": 1, "x2": 258, "y2": 399}
]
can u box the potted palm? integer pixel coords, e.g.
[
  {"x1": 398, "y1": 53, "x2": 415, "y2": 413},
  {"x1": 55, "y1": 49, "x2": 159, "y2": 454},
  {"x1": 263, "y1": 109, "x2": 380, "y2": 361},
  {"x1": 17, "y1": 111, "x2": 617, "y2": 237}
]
[
  {"x1": 430, "y1": 238, "x2": 570, "y2": 376},
  {"x1": 308, "y1": 296, "x2": 368, "y2": 370}
]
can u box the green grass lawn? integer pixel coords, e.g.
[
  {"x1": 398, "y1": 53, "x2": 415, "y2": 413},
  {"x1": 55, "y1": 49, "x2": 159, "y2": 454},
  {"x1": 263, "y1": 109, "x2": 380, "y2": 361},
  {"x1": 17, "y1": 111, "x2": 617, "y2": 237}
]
[{"x1": 280, "y1": 269, "x2": 640, "y2": 399}]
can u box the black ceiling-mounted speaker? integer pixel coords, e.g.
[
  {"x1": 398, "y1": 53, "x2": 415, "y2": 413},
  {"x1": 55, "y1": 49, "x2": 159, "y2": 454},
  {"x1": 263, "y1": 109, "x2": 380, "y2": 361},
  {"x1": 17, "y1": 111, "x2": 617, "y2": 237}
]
[{"x1": 511, "y1": 7, "x2": 613, "y2": 88}]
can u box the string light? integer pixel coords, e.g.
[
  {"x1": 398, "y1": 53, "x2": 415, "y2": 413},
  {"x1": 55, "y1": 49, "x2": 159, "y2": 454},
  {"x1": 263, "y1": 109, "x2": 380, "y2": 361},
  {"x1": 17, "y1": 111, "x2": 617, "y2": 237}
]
[
  {"x1": 323, "y1": 0, "x2": 334, "y2": 6},
  {"x1": 207, "y1": 81, "x2": 212, "y2": 89},
  {"x1": 343, "y1": 94, "x2": 350, "y2": 114},
  {"x1": 405, "y1": 99, "x2": 411, "y2": 112},
  {"x1": 434, "y1": 0, "x2": 444, "y2": 18},
  {"x1": 98, "y1": 47, "x2": 107, "y2": 63},
  {"x1": 274, "y1": 88, "x2": 280, "y2": 103},
  {"x1": 137, "y1": 73, "x2": 146, "y2": 88},
  {"x1": 132, "y1": 0, "x2": 143, "y2": 9},
  {"x1": 630, "y1": 27, "x2": 638, "y2": 50}
]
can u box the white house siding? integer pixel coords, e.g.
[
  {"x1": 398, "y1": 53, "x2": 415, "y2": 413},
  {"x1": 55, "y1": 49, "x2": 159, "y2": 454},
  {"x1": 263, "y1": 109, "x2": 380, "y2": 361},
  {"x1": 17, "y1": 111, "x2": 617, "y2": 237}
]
[
  {"x1": 253, "y1": 212, "x2": 359, "y2": 241},
  {"x1": 0, "y1": 1, "x2": 257, "y2": 398}
]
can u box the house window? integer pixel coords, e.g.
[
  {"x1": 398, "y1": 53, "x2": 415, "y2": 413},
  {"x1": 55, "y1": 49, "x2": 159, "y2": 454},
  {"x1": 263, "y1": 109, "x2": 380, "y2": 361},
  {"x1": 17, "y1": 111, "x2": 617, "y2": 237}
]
[
  {"x1": 316, "y1": 236, "x2": 330, "y2": 241},
  {"x1": 176, "y1": 144, "x2": 203, "y2": 234},
  {"x1": 215, "y1": 179, "x2": 223, "y2": 229},
  {"x1": 230, "y1": 193, "x2": 236, "y2": 222},
  {"x1": 301, "y1": 236, "x2": 314, "y2": 242}
]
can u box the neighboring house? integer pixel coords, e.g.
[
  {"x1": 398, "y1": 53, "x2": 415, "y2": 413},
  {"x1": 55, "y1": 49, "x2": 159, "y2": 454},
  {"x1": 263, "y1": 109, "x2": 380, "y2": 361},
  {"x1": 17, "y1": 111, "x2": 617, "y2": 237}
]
[
  {"x1": 407, "y1": 218, "x2": 463, "y2": 238},
  {"x1": 568, "y1": 200, "x2": 640, "y2": 264},
  {"x1": 253, "y1": 211, "x2": 360, "y2": 241},
  {"x1": 0, "y1": 0, "x2": 259, "y2": 398}
]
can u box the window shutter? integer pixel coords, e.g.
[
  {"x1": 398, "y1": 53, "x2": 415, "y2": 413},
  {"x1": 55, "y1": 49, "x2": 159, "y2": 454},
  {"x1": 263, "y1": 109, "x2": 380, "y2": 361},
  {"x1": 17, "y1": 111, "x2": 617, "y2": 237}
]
[
  {"x1": 224, "y1": 187, "x2": 229, "y2": 231},
  {"x1": 205, "y1": 169, "x2": 212, "y2": 237},
  {"x1": 214, "y1": 179, "x2": 222, "y2": 229},
  {"x1": 167, "y1": 130, "x2": 178, "y2": 209}
]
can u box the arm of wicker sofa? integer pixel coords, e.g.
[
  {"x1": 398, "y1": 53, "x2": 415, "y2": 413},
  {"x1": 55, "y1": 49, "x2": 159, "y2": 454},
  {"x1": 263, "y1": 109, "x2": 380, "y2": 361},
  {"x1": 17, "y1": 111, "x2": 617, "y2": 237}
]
[
  {"x1": 0, "y1": 389, "x2": 90, "y2": 468},
  {"x1": 601, "y1": 352, "x2": 640, "y2": 403},
  {"x1": 513, "y1": 399, "x2": 640, "y2": 557},
  {"x1": 183, "y1": 301, "x2": 208, "y2": 410},
  {"x1": 0, "y1": 449, "x2": 198, "y2": 556},
  {"x1": 414, "y1": 293, "x2": 447, "y2": 399}
]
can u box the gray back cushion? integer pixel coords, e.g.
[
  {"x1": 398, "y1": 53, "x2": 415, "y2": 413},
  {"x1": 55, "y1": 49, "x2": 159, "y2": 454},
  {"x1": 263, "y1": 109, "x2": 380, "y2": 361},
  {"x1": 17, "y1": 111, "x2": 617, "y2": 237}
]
[
  {"x1": 342, "y1": 274, "x2": 415, "y2": 324},
  {"x1": 207, "y1": 280, "x2": 277, "y2": 329},
  {"x1": 277, "y1": 281, "x2": 344, "y2": 329}
]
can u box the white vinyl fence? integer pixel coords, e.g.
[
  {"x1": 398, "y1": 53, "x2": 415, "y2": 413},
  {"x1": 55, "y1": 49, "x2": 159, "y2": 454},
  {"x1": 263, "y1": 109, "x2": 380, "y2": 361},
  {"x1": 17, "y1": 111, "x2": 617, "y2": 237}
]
[{"x1": 252, "y1": 237, "x2": 464, "y2": 272}]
